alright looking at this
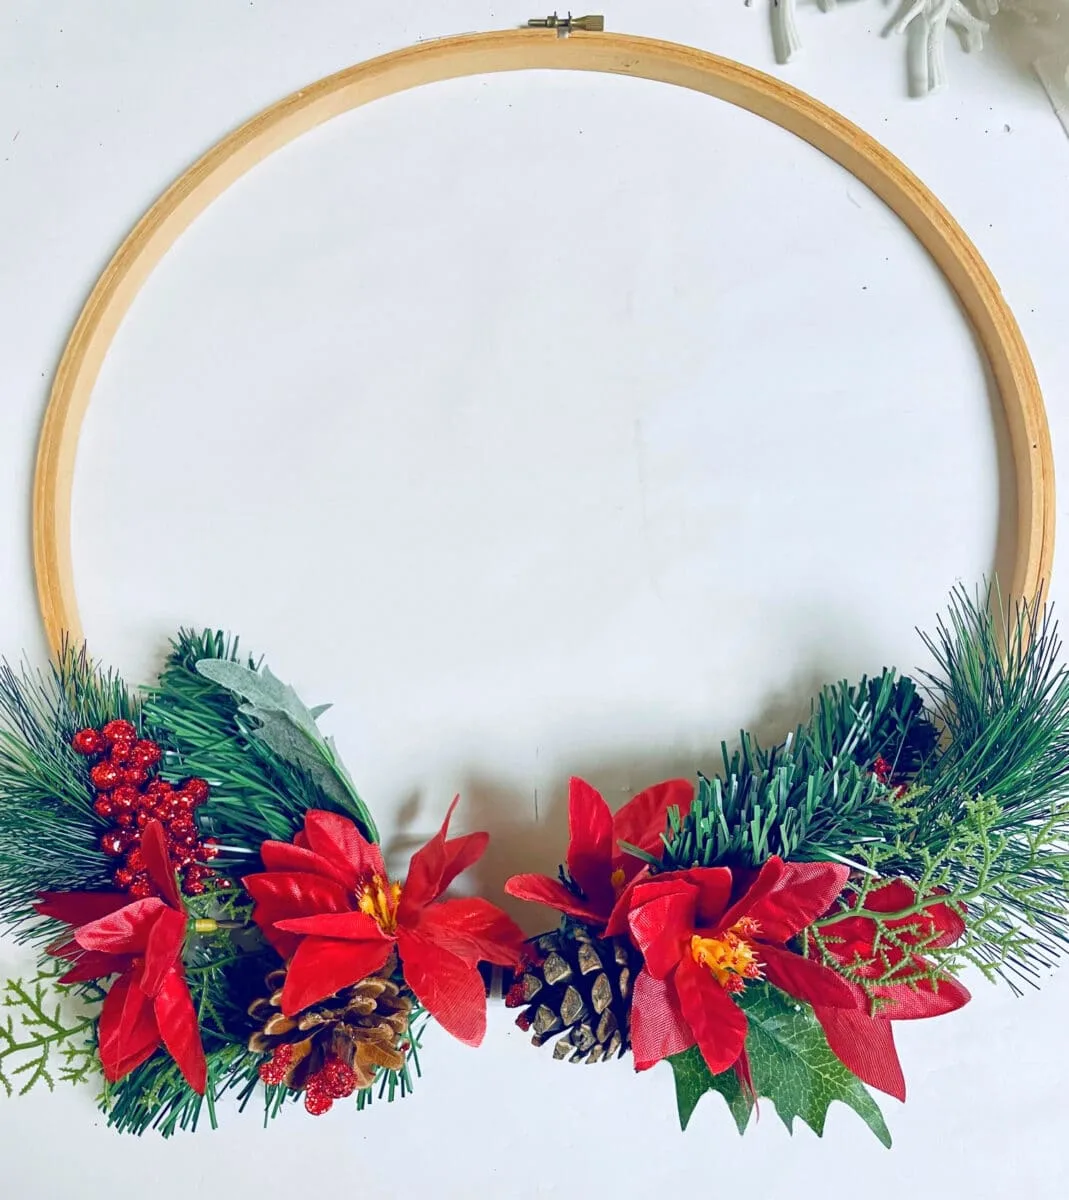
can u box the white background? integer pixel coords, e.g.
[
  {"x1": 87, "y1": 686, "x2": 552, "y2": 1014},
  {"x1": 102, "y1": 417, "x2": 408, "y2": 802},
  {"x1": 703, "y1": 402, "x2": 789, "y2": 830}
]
[{"x1": 2, "y1": 1, "x2": 1068, "y2": 1196}]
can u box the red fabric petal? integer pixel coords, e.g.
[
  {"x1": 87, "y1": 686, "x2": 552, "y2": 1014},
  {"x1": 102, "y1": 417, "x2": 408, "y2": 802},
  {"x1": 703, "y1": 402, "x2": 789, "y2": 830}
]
[
  {"x1": 674, "y1": 952, "x2": 749, "y2": 1075},
  {"x1": 141, "y1": 821, "x2": 183, "y2": 910},
  {"x1": 814, "y1": 1007, "x2": 906, "y2": 1101},
  {"x1": 259, "y1": 839, "x2": 354, "y2": 887},
  {"x1": 139, "y1": 906, "x2": 188, "y2": 997},
  {"x1": 630, "y1": 966, "x2": 695, "y2": 1070},
  {"x1": 875, "y1": 969, "x2": 971, "y2": 1020},
  {"x1": 274, "y1": 911, "x2": 391, "y2": 942},
  {"x1": 602, "y1": 869, "x2": 652, "y2": 938},
  {"x1": 565, "y1": 778, "x2": 615, "y2": 913},
  {"x1": 438, "y1": 832, "x2": 490, "y2": 896},
  {"x1": 397, "y1": 928, "x2": 488, "y2": 1047},
  {"x1": 398, "y1": 797, "x2": 485, "y2": 922},
  {"x1": 659, "y1": 867, "x2": 734, "y2": 928},
  {"x1": 34, "y1": 891, "x2": 128, "y2": 927},
  {"x1": 242, "y1": 870, "x2": 353, "y2": 958},
  {"x1": 504, "y1": 874, "x2": 608, "y2": 926},
  {"x1": 281, "y1": 936, "x2": 393, "y2": 1016},
  {"x1": 627, "y1": 884, "x2": 698, "y2": 980},
  {"x1": 74, "y1": 898, "x2": 168, "y2": 954},
  {"x1": 302, "y1": 810, "x2": 385, "y2": 889},
  {"x1": 97, "y1": 970, "x2": 160, "y2": 1083},
  {"x1": 612, "y1": 778, "x2": 693, "y2": 866},
  {"x1": 760, "y1": 943, "x2": 861, "y2": 1009},
  {"x1": 722, "y1": 857, "x2": 850, "y2": 944},
  {"x1": 57, "y1": 950, "x2": 131, "y2": 983},
  {"x1": 153, "y1": 969, "x2": 208, "y2": 1094},
  {"x1": 414, "y1": 898, "x2": 526, "y2": 967}
]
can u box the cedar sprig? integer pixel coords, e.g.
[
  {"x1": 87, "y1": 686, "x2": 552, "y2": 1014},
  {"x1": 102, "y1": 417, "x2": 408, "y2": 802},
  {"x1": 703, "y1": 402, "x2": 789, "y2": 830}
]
[
  {"x1": 0, "y1": 642, "x2": 138, "y2": 936},
  {"x1": 0, "y1": 960, "x2": 105, "y2": 1097},
  {"x1": 807, "y1": 797, "x2": 1067, "y2": 995}
]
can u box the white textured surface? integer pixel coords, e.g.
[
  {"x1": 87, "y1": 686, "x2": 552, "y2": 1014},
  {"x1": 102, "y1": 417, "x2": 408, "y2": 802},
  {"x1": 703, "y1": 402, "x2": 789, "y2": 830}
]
[{"x1": 0, "y1": 1, "x2": 1067, "y2": 1195}]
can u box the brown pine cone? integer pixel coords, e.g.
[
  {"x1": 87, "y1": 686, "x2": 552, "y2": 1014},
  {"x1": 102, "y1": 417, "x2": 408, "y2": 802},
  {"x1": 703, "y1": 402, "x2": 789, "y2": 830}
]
[
  {"x1": 507, "y1": 924, "x2": 639, "y2": 1063},
  {"x1": 248, "y1": 967, "x2": 413, "y2": 1091}
]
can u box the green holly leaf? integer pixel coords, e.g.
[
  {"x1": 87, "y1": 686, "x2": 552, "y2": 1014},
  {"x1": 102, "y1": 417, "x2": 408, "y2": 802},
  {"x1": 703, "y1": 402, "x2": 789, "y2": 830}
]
[
  {"x1": 669, "y1": 1046, "x2": 753, "y2": 1133},
  {"x1": 739, "y1": 983, "x2": 892, "y2": 1147}
]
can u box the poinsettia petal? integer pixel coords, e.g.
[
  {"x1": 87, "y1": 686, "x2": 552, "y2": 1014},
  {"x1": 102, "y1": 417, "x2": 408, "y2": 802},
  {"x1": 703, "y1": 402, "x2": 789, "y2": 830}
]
[
  {"x1": 242, "y1": 870, "x2": 353, "y2": 958},
  {"x1": 260, "y1": 839, "x2": 355, "y2": 887},
  {"x1": 397, "y1": 928, "x2": 487, "y2": 1047},
  {"x1": 630, "y1": 966, "x2": 695, "y2": 1070},
  {"x1": 627, "y1": 883, "x2": 698, "y2": 979},
  {"x1": 438, "y1": 832, "x2": 490, "y2": 895},
  {"x1": 281, "y1": 936, "x2": 393, "y2": 1016},
  {"x1": 139, "y1": 906, "x2": 188, "y2": 997},
  {"x1": 57, "y1": 950, "x2": 131, "y2": 984},
  {"x1": 397, "y1": 797, "x2": 461, "y2": 921},
  {"x1": 275, "y1": 911, "x2": 390, "y2": 941},
  {"x1": 721, "y1": 857, "x2": 850, "y2": 944},
  {"x1": 140, "y1": 821, "x2": 183, "y2": 910},
  {"x1": 34, "y1": 891, "x2": 129, "y2": 927},
  {"x1": 153, "y1": 969, "x2": 208, "y2": 1094},
  {"x1": 504, "y1": 874, "x2": 609, "y2": 926},
  {"x1": 674, "y1": 952, "x2": 749, "y2": 1075},
  {"x1": 74, "y1": 898, "x2": 168, "y2": 954},
  {"x1": 760, "y1": 943, "x2": 861, "y2": 1009},
  {"x1": 414, "y1": 898, "x2": 526, "y2": 967},
  {"x1": 813, "y1": 1007, "x2": 906, "y2": 1101},
  {"x1": 612, "y1": 778, "x2": 693, "y2": 864},
  {"x1": 565, "y1": 778, "x2": 615, "y2": 912},
  {"x1": 302, "y1": 810, "x2": 385, "y2": 889},
  {"x1": 602, "y1": 869, "x2": 652, "y2": 938},
  {"x1": 874, "y1": 968, "x2": 971, "y2": 1019},
  {"x1": 662, "y1": 867, "x2": 733, "y2": 927},
  {"x1": 97, "y1": 970, "x2": 160, "y2": 1083}
]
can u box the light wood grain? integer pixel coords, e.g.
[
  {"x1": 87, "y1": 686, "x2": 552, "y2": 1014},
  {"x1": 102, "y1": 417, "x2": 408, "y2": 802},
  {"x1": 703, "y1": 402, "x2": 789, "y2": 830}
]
[{"x1": 32, "y1": 29, "x2": 1055, "y2": 654}]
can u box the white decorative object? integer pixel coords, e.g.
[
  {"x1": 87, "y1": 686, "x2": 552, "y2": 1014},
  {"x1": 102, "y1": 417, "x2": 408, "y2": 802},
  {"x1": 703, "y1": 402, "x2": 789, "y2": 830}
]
[
  {"x1": 893, "y1": 0, "x2": 989, "y2": 94},
  {"x1": 768, "y1": 0, "x2": 1068, "y2": 99}
]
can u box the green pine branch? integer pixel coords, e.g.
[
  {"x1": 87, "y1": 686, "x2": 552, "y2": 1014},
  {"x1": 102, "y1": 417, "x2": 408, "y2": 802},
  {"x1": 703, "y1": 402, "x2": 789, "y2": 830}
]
[{"x1": 0, "y1": 643, "x2": 138, "y2": 937}]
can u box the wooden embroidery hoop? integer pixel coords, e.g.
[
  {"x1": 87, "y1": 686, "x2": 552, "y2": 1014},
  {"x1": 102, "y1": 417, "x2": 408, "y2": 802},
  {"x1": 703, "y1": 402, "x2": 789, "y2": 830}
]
[{"x1": 32, "y1": 27, "x2": 1055, "y2": 654}]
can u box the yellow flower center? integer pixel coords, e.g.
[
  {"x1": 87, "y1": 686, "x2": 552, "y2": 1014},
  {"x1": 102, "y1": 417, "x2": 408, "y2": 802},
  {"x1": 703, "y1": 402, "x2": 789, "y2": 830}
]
[
  {"x1": 610, "y1": 867, "x2": 627, "y2": 893},
  {"x1": 690, "y1": 917, "x2": 764, "y2": 994},
  {"x1": 357, "y1": 875, "x2": 402, "y2": 934}
]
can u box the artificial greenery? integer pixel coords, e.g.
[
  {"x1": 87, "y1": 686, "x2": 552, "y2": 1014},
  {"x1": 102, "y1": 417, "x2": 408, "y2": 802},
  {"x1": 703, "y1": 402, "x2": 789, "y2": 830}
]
[
  {"x1": 144, "y1": 629, "x2": 375, "y2": 851},
  {"x1": 0, "y1": 960, "x2": 104, "y2": 1097},
  {"x1": 0, "y1": 643, "x2": 138, "y2": 935},
  {"x1": 668, "y1": 984, "x2": 891, "y2": 1145}
]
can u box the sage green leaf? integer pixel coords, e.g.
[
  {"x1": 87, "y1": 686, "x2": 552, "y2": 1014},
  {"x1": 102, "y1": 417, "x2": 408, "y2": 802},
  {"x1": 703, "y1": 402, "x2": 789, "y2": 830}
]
[
  {"x1": 739, "y1": 983, "x2": 892, "y2": 1147},
  {"x1": 668, "y1": 1046, "x2": 753, "y2": 1133},
  {"x1": 194, "y1": 658, "x2": 378, "y2": 841}
]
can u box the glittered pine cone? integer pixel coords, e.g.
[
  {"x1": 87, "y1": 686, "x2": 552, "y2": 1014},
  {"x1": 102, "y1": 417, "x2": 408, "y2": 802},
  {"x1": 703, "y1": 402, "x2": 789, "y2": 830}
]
[
  {"x1": 248, "y1": 966, "x2": 413, "y2": 1091},
  {"x1": 506, "y1": 924, "x2": 639, "y2": 1063}
]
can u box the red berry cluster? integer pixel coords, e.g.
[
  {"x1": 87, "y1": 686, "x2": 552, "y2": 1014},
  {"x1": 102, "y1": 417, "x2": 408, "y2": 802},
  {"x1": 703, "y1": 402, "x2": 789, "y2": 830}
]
[
  {"x1": 257, "y1": 1048, "x2": 359, "y2": 1116},
  {"x1": 72, "y1": 719, "x2": 221, "y2": 898}
]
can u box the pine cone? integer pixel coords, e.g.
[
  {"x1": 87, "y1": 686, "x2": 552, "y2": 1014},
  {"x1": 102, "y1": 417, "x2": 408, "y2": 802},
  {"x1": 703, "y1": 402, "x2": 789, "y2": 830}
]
[
  {"x1": 248, "y1": 967, "x2": 412, "y2": 1090},
  {"x1": 506, "y1": 925, "x2": 639, "y2": 1063}
]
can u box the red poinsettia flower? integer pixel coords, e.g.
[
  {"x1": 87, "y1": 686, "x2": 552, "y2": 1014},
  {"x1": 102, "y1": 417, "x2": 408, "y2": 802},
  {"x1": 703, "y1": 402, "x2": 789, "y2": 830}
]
[
  {"x1": 624, "y1": 856, "x2": 859, "y2": 1074},
  {"x1": 243, "y1": 802, "x2": 526, "y2": 1046},
  {"x1": 505, "y1": 776, "x2": 693, "y2": 930},
  {"x1": 810, "y1": 879, "x2": 970, "y2": 1100},
  {"x1": 35, "y1": 821, "x2": 206, "y2": 1093}
]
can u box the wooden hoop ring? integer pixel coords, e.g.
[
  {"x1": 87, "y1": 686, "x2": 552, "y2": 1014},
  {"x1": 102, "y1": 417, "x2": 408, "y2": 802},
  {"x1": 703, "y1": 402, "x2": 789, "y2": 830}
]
[{"x1": 33, "y1": 29, "x2": 1055, "y2": 654}]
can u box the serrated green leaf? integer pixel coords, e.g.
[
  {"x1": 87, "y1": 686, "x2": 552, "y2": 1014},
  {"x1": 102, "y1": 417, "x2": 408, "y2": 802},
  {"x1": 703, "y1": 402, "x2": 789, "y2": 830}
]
[
  {"x1": 739, "y1": 983, "x2": 891, "y2": 1147},
  {"x1": 668, "y1": 1046, "x2": 752, "y2": 1133},
  {"x1": 195, "y1": 658, "x2": 377, "y2": 841}
]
